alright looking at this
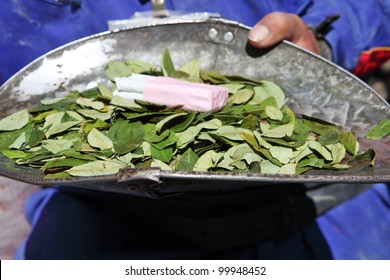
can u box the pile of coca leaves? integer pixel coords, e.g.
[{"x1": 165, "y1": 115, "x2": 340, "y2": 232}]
[{"x1": 0, "y1": 49, "x2": 384, "y2": 179}]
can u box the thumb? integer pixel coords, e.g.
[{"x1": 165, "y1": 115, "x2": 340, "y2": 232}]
[{"x1": 247, "y1": 12, "x2": 320, "y2": 54}]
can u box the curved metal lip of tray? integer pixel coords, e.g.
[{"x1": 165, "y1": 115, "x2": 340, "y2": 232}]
[{"x1": 0, "y1": 18, "x2": 389, "y2": 196}]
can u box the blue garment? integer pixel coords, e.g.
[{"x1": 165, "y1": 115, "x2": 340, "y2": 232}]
[
  {"x1": 15, "y1": 186, "x2": 333, "y2": 260},
  {"x1": 317, "y1": 184, "x2": 390, "y2": 259},
  {"x1": 15, "y1": 184, "x2": 390, "y2": 259},
  {"x1": 1, "y1": 0, "x2": 390, "y2": 84}
]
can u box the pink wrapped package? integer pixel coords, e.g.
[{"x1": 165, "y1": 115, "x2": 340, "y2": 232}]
[{"x1": 114, "y1": 74, "x2": 228, "y2": 112}]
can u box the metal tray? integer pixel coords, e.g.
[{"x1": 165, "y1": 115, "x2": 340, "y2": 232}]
[{"x1": 1, "y1": 18, "x2": 389, "y2": 198}]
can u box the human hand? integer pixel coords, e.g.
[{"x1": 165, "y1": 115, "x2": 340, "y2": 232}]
[{"x1": 247, "y1": 12, "x2": 320, "y2": 54}]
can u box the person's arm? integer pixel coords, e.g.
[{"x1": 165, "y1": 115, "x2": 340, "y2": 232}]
[{"x1": 247, "y1": 0, "x2": 390, "y2": 72}]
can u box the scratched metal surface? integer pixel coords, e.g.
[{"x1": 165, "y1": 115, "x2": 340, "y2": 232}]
[{"x1": 0, "y1": 18, "x2": 389, "y2": 197}]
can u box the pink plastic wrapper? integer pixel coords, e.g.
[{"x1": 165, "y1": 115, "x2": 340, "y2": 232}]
[{"x1": 143, "y1": 77, "x2": 228, "y2": 112}]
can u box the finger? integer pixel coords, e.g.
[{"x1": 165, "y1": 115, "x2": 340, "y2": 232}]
[{"x1": 247, "y1": 12, "x2": 320, "y2": 54}]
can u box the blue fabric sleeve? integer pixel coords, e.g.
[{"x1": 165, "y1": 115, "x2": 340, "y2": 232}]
[{"x1": 317, "y1": 184, "x2": 390, "y2": 259}]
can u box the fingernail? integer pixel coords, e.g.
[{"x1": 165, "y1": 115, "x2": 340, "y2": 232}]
[{"x1": 248, "y1": 25, "x2": 270, "y2": 43}]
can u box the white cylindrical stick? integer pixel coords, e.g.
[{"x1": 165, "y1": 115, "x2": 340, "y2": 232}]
[
  {"x1": 112, "y1": 89, "x2": 144, "y2": 100},
  {"x1": 115, "y1": 74, "x2": 155, "y2": 93}
]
